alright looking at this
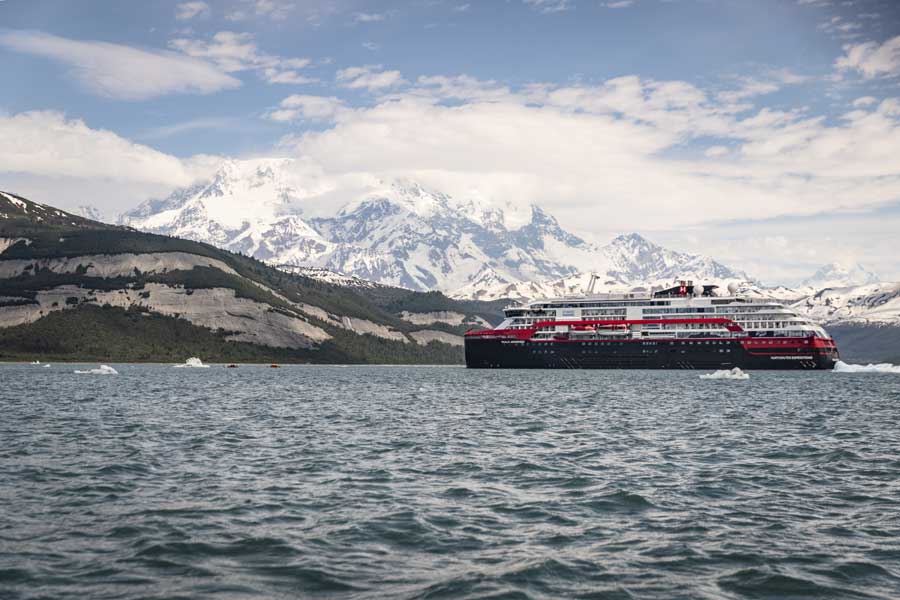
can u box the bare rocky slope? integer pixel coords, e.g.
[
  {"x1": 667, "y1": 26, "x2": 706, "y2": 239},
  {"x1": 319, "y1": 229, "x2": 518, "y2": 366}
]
[{"x1": 0, "y1": 191, "x2": 503, "y2": 363}]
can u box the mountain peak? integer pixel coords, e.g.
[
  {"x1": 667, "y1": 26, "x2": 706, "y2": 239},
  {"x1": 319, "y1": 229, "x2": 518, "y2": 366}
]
[
  {"x1": 116, "y1": 159, "x2": 751, "y2": 299},
  {"x1": 803, "y1": 262, "x2": 879, "y2": 289},
  {"x1": 611, "y1": 232, "x2": 650, "y2": 244},
  {"x1": 609, "y1": 232, "x2": 655, "y2": 250}
]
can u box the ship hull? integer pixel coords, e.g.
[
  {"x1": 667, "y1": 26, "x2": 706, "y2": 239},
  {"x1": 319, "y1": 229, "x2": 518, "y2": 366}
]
[{"x1": 464, "y1": 337, "x2": 838, "y2": 370}]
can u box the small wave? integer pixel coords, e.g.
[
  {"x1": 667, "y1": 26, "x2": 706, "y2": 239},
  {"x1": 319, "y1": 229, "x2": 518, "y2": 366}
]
[
  {"x1": 700, "y1": 367, "x2": 749, "y2": 380},
  {"x1": 42, "y1": 364, "x2": 50, "y2": 368},
  {"x1": 74, "y1": 365, "x2": 118, "y2": 375},
  {"x1": 718, "y1": 568, "x2": 846, "y2": 597},
  {"x1": 833, "y1": 360, "x2": 900, "y2": 374},
  {"x1": 585, "y1": 490, "x2": 655, "y2": 513},
  {"x1": 173, "y1": 357, "x2": 210, "y2": 368}
]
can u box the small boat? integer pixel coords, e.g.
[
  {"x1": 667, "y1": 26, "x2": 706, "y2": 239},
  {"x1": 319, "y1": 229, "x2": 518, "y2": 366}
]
[
  {"x1": 226, "y1": 364, "x2": 238, "y2": 369},
  {"x1": 270, "y1": 363, "x2": 280, "y2": 368}
]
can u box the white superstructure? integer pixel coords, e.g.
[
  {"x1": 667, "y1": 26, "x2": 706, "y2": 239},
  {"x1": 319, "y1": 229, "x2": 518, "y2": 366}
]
[{"x1": 494, "y1": 282, "x2": 830, "y2": 341}]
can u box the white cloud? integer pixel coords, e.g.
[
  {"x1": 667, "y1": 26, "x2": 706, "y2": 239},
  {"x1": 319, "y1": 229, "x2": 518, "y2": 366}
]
[
  {"x1": 267, "y1": 95, "x2": 347, "y2": 121},
  {"x1": 522, "y1": 0, "x2": 572, "y2": 14},
  {"x1": 604, "y1": 1, "x2": 635, "y2": 7},
  {"x1": 336, "y1": 65, "x2": 405, "y2": 91},
  {"x1": 352, "y1": 12, "x2": 385, "y2": 23},
  {"x1": 227, "y1": 0, "x2": 294, "y2": 21},
  {"x1": 0, "y1": 111, "x2": 205, "y2": 184},
  {"x1": 852, "y1": 96, "x2": 877, "y2": 107},
  {"x1": 138, "y1": 117, "x2": 253, "y2": 140},
  {"x1": 0, "y1": 30, "x2": 239, "y2": 100},
  {"x1": 768, "y1": 68, "x2": 810, "y2": 85},
  {"x1": 272, "y1": 74, "x2": 900, "y2": 239},
  {"x1": 175, "y1": 1, "x2": 210, "y2": 20},
  {"x1": 716, "y1": 79, "x2": 780, "y2": 104},
  {"x1": 263, "y1": 69, "x2": 317, "y2": 84},
  {"x1": 414, "y1": 74, "x2": 512, "y2": 102},
  {"x1": 169, "y1": 31, "x2": 313, "y2": 85},
  {"x1": 362, "y1": 41, "x2": 380, "y2": 51},
  {"x1": 0, "y1": 111, "x2": 221, "y2": 215},
  {"x1": 715, "y1": 69, "x2": 809, "y2": 105},
  {"x1": 818, "y1": 16, "x2": 862, "y2": 39},
  {"x1": 836, "y1": 36, "x2": 900, "y2": 78}
]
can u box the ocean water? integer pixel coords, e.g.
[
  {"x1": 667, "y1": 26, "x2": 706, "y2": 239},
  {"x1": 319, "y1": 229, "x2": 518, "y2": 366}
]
[{"x1": 2, "y1": 364, "x2": 900, "y2": 600}]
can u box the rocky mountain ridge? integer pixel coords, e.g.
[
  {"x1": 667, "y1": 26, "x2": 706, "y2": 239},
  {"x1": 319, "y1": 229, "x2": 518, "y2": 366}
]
[{"x1": 119, "y1": 159, "x2": 746, "y2": 298}]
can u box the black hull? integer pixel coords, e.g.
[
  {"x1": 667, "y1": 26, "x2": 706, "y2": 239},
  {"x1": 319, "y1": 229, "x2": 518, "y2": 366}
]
[{"x1": 465, "y1": 338, "x2": 838, "y2": 370}]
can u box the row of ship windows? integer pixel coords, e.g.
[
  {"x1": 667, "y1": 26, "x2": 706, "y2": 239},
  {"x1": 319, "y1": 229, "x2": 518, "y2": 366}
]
[
  {"x1": 511, "y1": 317, "x2": 797, "y2": 325},
  {"x1": 512, "y1": 325, "x2": 809, "y2": 333},
  {"x1": 522, "y1": 302, "x2": 779, "y2": 313},
  {"x1": 643, "y1": 306, "x2": 780, "y2": 315},
  {"x1": 572, "y1": 340, "x2": 737, "y2": 346},
  {"x1": 509, "y1": 311, "x2": 791, "y2": 322},
  {"x1": 532, "y1": 301, "x2": 673, "y2": 309},
  {"x1": 529, "y1": 348, "x2": 736, "y2": 355}
]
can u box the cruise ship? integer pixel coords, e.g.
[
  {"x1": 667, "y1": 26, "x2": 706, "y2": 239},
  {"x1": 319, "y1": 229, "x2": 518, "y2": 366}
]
[{"x1": 464, "y1": 280, "x2": 839, "y2": 370}]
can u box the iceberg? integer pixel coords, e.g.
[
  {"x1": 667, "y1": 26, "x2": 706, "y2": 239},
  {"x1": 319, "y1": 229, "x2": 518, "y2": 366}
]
[
  {"x1": 700, "y1": 367, "x2": 750, "y2": 380},
  {"x1": 74, "y1": 365, "x2": 118, "y2": 375},
  {"x1": 173, "y1": 357, "x2": 210, "y2": 368},
  {"x1": 833, "y1": 360, "x2": 900, "y2": 374}
]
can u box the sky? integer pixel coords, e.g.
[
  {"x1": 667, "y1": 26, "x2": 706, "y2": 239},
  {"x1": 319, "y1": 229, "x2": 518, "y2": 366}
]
[{"x1": 1, "y1": 0, "x2": 900, "y2": 286}]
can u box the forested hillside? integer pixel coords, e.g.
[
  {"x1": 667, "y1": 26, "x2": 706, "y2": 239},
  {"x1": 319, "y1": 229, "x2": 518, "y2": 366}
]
[{"x1": 0, "y1": 191, "x2": 502, "y2": 363}]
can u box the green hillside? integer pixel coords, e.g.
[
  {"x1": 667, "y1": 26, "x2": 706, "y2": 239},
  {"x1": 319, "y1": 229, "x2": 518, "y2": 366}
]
[{"x1": 0, "y1": 191, "x2": 505, "y2": 363}]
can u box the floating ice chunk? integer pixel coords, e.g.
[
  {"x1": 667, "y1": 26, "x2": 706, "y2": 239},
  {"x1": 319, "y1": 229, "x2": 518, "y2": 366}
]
[
  {"x1": 833, "y1": 360, "x2": 900, "y2": 374},
  {"x1": 173, "y1": 357, "x2": 210, "y2": 368},
  {"x1": 74, "y1": 365, "x2": 118, "y2": 375},
  {"x1": 700, "y1": 367, "x2": 750, "y2": 380}
]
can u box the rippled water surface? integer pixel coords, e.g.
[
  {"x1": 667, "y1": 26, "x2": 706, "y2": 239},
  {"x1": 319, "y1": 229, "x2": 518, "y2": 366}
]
[{"x1": 2, "y1": 363, "x2": 900, "y2": 599}]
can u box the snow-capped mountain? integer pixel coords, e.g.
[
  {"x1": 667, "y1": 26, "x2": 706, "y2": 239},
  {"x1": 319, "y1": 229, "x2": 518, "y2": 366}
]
[
  {"x1": 802, "y1": 262, "x2": 880, "y2": 289},
  {"x1": 76, "y1": 205, "x2": 107, "y2": 222},
  {"x1": 793, "y1": 282, "x2": 900, "y2": 325},
  {"x1": 121, "y1": 158, "x2": 303, "y2": 247},
  {"x1": 119, "y1": 158, "x2": 750, "y2": 299},
  {"x1": 455, "y1": 233, "x2": 752, "y2": 300}
]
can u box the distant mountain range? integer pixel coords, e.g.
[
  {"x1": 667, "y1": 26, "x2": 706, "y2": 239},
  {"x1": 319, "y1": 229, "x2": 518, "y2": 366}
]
[
  {"x1": 801, "y1": 262, "x2": 880, "y2": 289},
  {"x1": 119, "y1": 158, "x2": 756, "y2": 299},
  {"x1": 113, "y1": 158, "x2": 900, "y2": 333}
]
